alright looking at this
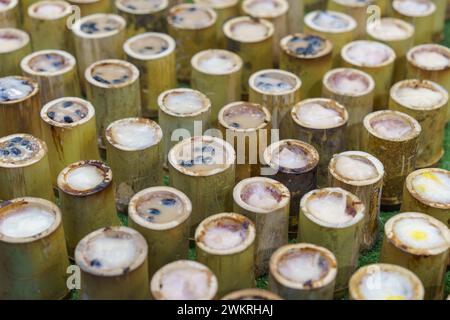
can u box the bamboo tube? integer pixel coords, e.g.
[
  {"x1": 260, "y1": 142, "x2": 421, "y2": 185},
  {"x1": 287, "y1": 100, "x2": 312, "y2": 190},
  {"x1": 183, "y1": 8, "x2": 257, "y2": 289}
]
[
  {"x1": 282, "y1": 98, "x2": 348, "y2": 188},
  {"x1": 268, "y1": 243, "x2": 337, "y2": 300},
  {"x1": 85, "y1": 59, "x2": 141, "y2": 148},
  {"x1": 298, "y1": 187, "x2": 365, "y2": 297},
  {"x1": 362, "y1": 110, "x2": 421, "y2": 207},
  {"x1": 327, "y1": 0, "x2": 372, "y2": 39},
  {"x1": 57, "y1": 160, "x2": 120, "y2": 257},
  {"x1": 40, "y1": 97, "x2": 100, "y2": 186},
  {"x1": 263, "y1": 139, "x2": 319, "y2": 235},
  {"x1": 349, "y1": 263, "x2": 425, "y2": 300},
  {"x1": 67, "y1": 0, "x2": 112, "y2": 16},
  {"x1": 379, "y1": 212, "x2": 450, "y2": 300},
  {"x1": 128, "y1": 186, "x2": 191, "y2": 278},
  {"x1": 168, "y1": 136, "x2": 236, "y2": 233},
  {"x1": 304, "y1": 10, "x2": 357, "y2": 66},
  {"x1": 0, "y1": 197, "x2": 69, "y2": 300},
  {"x1": 328, "y1": 151, "x2": 384, "y2": 250},
  {"x1": 431, "y1": 0, "x2": 446, "y2": 41},
  {"x1": 322, "y1": 68, "x2": 374, "y2": 150},
  {"x1": 401, "y1": 168, "x2": 450, "y2": 227},
  {"x1": 195, "y1": 212, "x2": 256, "y2": 297},
  {"x1": 341, "y1": 40, "x2": 396, "y2": 110},
  {"x1": 375, "y1": 0, "x2": 392, "y2": 15},
  {"x1": 286, "y1": 0, "x2": 303, "y2": 33},
  {"x1": 75, "y1": 226, "x2": 149, "y2": 300},
  {"x1": 167, "y1": 3, "x2": 217, "y2": 82},
  {"x1": 279, "y1": 33, "x2": 333, "y2": 99},
  {"x1": 0, "y1": 76, "x2": 42, "y2": 138},
  {"x1": 150, "y1": 260, "x2": 218, "y2": 300},
  {"x1": 21, "y1": 50, "x2": 81, "y2": 106},
  {"x1": 0, "y1": 0, "x2": 19, "y2": 28},
  {"x1": 304, "y1": 0, "x2": 326, "y2": 12},
  {"x1": 366, "y1": 18, "x2": 415, "y2": 83},
  {"x1": 115, "y1": 0, "x2": 168, "y2": 38},
  {"x1": 0, "y1": 134, "x2": 54, "y2": 202},
  {"x1": 389, "y1": 79, "x2": 448, "y2": 168},
  {"x1": 191, "y1": 49, "x2": 243, "y2": 125},
  {"x1": 222, "y1": 288, "x2": 282, "y2": 300},
  {"x1": 19, "y1": 0, "x2": 40, "y2": 21},
  {"x1": 0, "y1": 28, "x2": 32, "y2": 77},
  {"x1": 105, "y1": 118, "x2": 163, "y2": 212},
  {"x1": 218, "y1": 101, "x2": 271, "y2": 182},
  {"x1": 233, "y1": 177, "x2": 290, "y2": 276},
  {"x1": 223, "y1": 16, "x2": 274, "y2": 95}
]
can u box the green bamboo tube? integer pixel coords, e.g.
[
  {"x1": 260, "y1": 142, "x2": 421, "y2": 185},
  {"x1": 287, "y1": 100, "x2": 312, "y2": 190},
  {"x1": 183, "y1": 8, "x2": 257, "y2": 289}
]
[
  {"x1": 341, "y1": 40, "x2": 396, "y2": 110},
  {"x1": 67, "y1": 0, "x2": 112, "y2": 16},
  {"x1": 75, "y1": 226, "x2": 149, "y2": 300},
  {"x1": 150, "y1": 260, "x2": 218, "y2": 300},
  {"x1": 379, "y1": 212, "x2": 450, "y2": 300},
  {"x1": 0, "y1": 197, "x2": 69, "y2": 300},
  {"x1": 375, "y1": 0, "x2": 392, "y2": 15},
  {"x1": 40, "y1": 97, "x2": 100, "y2": 186},
  {"x1": 298, "y1": 187, "x2": 365, "y2": 297},
  {"x1": 322, "y1": 68, "x2": 375, "y2": 150},
  {"x1": 129, "y1": 186, "x2": 191, "y2": 278},
  {"x1": 304, "y1": 10, "x2": 357, "y2": 66},
  {"x1": 85, "y1": 59, "x2": 141, "y2": 148},
  {"x1": 282, "y1": 98, "x2": 348, "y2": 188},
  {"x1": 0, "y1": 0, "x2": 19, "y2": 28},
  {"x1": 304, "y1": 0, "x2": 326, "y2": 12},
  {"x1": 233, "y1": 177, "x2": 290, "y2": 276},
  {"x1": 19, "y1": 0, "x2": 40, "y2": 22},
  {"x1": 389, "y1": 79, "x2": 448, "y2": 168},
  {"x1": 328, "y1": 151, "x2": 384, "y2": 250},
  {"x1": 248, "y1": 68, "x2": 301, "y2": 129},
  {"x1": 327, "y1": 0, "x2": 372, "y2": 39},
  {"x1": 263, "y1": 139, "x2": 319, "y2": 235},
  {"x1": 115, "y1": 0, "x2": 168, "y2": 38},
  {"x1": 392, "y1": 0, "x2": 436, "y2": 45},
  {"x1": 218, "y1": 101, "x2": 271, "y2": 182},
  {"x1": 195, "y1": 212, "x2": 256, "y2": 297},
  {"x1": 431, "y1": 0, "x2": 447, "y2": 41},
  {"x1": 366, "y1": 17, "x2": 415, "y2": 83},
  {"x1": 0, "y1": 134, "x2": 54, "y2": 202},
  {"x1": 191, "y1": 49, "x2": 243, "y2": 125},
  {"x1": 268, "y1": 243, "x2": 337, "y2": 300},
  {"x1": 223, "y1": 16, "x2": 274, "y2": 95},
  {"x1": 286, "y1": 0, "x2": 303, "y2": 33},
  {"x1": 401, "y1": 168, "x2": 450, "y2": 227},
  {"x1": 21, "y1": 50, "x2": 81, "y2": 105},
  {"x1": 222, "y1": 288, "x2": 282, "y2": 300},
  {"x1": 362, "y1": 110, "x2": 421, "y2": 207},
  {"x1": 105, "y1": 118, "x2": 163, "y2": 212},
  {"x1": 0, "y1": 76, "x2": 42, "y2": 138},
  {"x1": 0, "y1": 28, "x2": 31, "y2": 77},
  {"x1": 349, "y1": 263, "x2": 425, "y2": 300},
  {"x1": 57, "y1": 160, "x2": 120, "y2": 257},
  {"x1": 279, "y1": 33, "x2": 333, "y2": 99},
  {"x1": 167, "y1": 3, "x2": 217, "y2": 82}
]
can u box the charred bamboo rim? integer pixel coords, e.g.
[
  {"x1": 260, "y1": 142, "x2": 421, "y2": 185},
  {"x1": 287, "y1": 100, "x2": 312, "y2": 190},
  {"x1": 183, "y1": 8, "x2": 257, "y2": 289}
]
[
  {"x1": 233, "y1": 177, "x2": 290, "y2": 214},
  {"x1": 291, "y1": 98, "x2": 349, "y2": 130},
  {"x1": 304, "y1": 10, "x2": 357, "y2": 34},
  {"x1": 0, "y1": 76, "x2": 38, "y2": 104},
  {"x1": 269, "y1": 243, "x2": 337, "y2": 290},
  {"x1": 223, "y1": 16, "x2": 274, "y2": 44},
  {"x1": 115, "y1": 0, "x2": 168, "y2": 14},
  {"x1": 249, "y1": 69, "x2": 302, "y2": 97},
  {"x1": 150, "y1": 260, "x2": 218, "y2": 300},
  {"x1": 341, "y1": 40, "x2": 396, "y2": 69},
  {"x1": 349, "y1": 263, "x2": 425, "y2": 300},
  {"x1": 241, "y1": 0, "x2": 289, "y2": 19},
  {"x1": 329, "y1": 151, "x2": 384, "y2": 187},
  {"x1": 75, "y1": 226, "x2": 148, "y2": 277},
  {"x1": 158, "y1": 88, "x2": 211, "y2": 117},
  {"x1": 167, "y1": 3, "x2": 217, "y2": 30},
  {"x1": 28, "y1": 0, "x2": 72, "y2": 20},
  {"x1": 85, "y1": 59, "x2": 140, "y2": 89},
  {"x1": 0, "y1": 0, "x2": 17, "y2": 12},
  {"x1": 191, "y1": 49, "x2": 243, "y2": 76},
  {"x1": 72, "y1": 13, "x2": 126, "y2": 39},
  {"x1": 57, "y1": 160, "x2": 113, "y2": 196},
  {"x1": 331, "y1": 0, "x2": 372, "y2": 8},
  {"x1": 222, "y1": 288, "x2": 282, "y2": 300},
  {"x1": 0, "y1": 28, "x2": 30, "y2": 54},
  {"x1": 263, "y1": 139, "x2": 320, "y2": 174},
  {"x1": 280, "y1": 33, "x2": 333, "y2": 60},
  {"x1": 21, "y1": 50, "x2": 76, "y2": 77},
  {"x1": 301, "y1": 187, "x2": 365, "y2": 229},
  {"x1": 195, "y1": 212, "x2": 256, "y2": 255},
  {"x1": 366, "y1": 17, "x2": 414, "y2": 42},
  {"x1": 393, "y1": 0, "x2": 436, "y2": 18},
  {"x1": 363, "y1": 110, "x2": 421, "y2": 142},
  {"x1": 0, "y1": 134, "x2": 47, "y2": 168},
  {"x1": 168, "y1": 136, "x2": 236, "y2": 177},
  {"x1": 41, "y1": 97, "x2": 95, "y2": 128},
  {"x1": 105, "y1": 117, "x2": 163, "y2": 151},
  {"x1": 218, "y1": 101, "x2": 271, "y2": 132},
  {"x1": 405, "y1": 168, "x2": 450, "y2": 210},
  {"x1": 194, "y1": 0, "x2": 239, "y2": 10},
  {"x1": 384, "y1": 212, "x2": 450, "y2": 256},
  {"x1": 0, "y1": 197, "x2": 62, "y2": 244},
  {"x1": 123, "y1": 32, "x2": 176, "y2": 61},
  {"x1": 323, "y1": 68, "x2": 375, "y2": 97},
  {"x1": 128, "y1": 186, "x2": 192, "y2": 230},
  {"x1": 407, "y1": 44, "x2": 450, "y2": 71}
]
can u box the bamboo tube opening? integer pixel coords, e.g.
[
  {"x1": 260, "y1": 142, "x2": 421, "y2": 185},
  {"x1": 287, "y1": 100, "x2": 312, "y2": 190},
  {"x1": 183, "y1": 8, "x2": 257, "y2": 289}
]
[
  {"x1": 393, "y1": 0, "x2": 436, "y2": 18},
  {"x1": 72, "y1": 13, "x2": 126, "y2": 39},
  {"x1": 41, "y1": 96, "x2": 94, "y2": 128},
  {"x1": 223, "y1": 16, "x2": 274, "y2": 43},
  {"x1": 280, "y1": 33, "x2": 333, "y2": 59},
  {"x1": 218, "y1": 101, "x2": 271, "y2": 131},
  {"x1": 0, "y1": 76, "x2": 38, "y2": 105},
  {"x1": 242, "y1": 0, "x2": 289, "y2": 19},
  {"x1": 249, "y1": 69, "x2": 301, "y2": 97},
  {"x1": 150, "y1": 260, "x2": 218, "y2": 300},
  {"x1": 158, "y1": 88, "x2": 211, "y2": 118},
  {"x1": 21, "y1": 49, "x2": 76, "y2": 77},
  {"x1": 0, "y1": 28, "x2": 29, "y2": 54},
  {"x1": 0, "y1": 0, "x2": 17, "y2": 12},
  {"x1": 291, "y1": 98, "x2": 348, "y2": 130},
  {"x1": 195, "y1": 0, "x2": 239, "y2": 9},
  {"x1": 0, "y1": 134, "x2": 46, "y2": 169},
  {"x1": 27, "y1": 0, "x2": 71, "y2": 20},
  {"x1": 304, "y1": 10, "x2": 356, "y2": 34},
  {"x1": 167, "y1": 3, "x2": 217, "y2": 31},
  {"x1": 342, "y1": 40, "x2": 396, "y2": 69},
  {"x1": 123, "y1": 32, "x2": 175, "y2": 61},
  {"x1": 222, "y1": 288, "x2": 282, "y2": 300},
  {"x1": 366, "y1": 17, "x2": 415, "y2": 42},
  {"x1": 407, "y1": 44, "x2": 450, "y2": 71},
  {"x1": 323, "y1": 68, "x2": 375, "y2": 98},
  {"x1": 115, "y1": 0, "x2": 168, "y2": 14},
  {"x1": 191, "y1": 49, "x2": 242, "y2": 76},
  {"x1": 85, "y1": 59, "x2": 139, "y2": 89},
  {"x1": 364, "y1": 110, "x2": 421, "y2": 142}
]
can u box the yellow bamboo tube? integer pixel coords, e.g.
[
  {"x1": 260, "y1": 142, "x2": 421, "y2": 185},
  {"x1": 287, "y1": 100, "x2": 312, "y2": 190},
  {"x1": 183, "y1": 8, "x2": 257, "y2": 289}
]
[
  {"x1": 304, "y1": 0, "x2": 326, "y2": 12},
  {"x1": 0, "y1": 28, "x2": 31, "y2": 77},
  {"x1": 0, "y1": 0, "x2": 19, "y2": 28},
  {"x1": 431, "y1": 0, "x2": 446, "y2": 41},
  {"x1": 222, "y1": 288, "x2": 282, "y2": 300},
  {"x1": 20, "y1": 0, "x2": 40, "y2": 26},
  {"x1": 327, "y1": 0, "x2": 372, "y2": 39},
  {"x1": 67, "y1": 0, "x2": 112, "y2": 16},
  {"x1": 286, "y1": 0, "x2": 303, "y2": 33}
]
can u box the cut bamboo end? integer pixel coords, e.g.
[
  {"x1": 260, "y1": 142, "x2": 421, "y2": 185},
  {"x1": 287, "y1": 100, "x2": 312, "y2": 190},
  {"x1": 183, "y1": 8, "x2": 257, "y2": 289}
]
[
  {"x1": 0, "y1": 197, "x2": 69, "y2": 300},
  {"x1": 327, "y1": 0, "x2": 372, "y2": 39},
  {"x1": 222, "y1": 288, "x2": 282, "y2": 300},
  {"x1": 67, "y1": 0, "x2": 112, "y2": 16},
  {"x1": 0, "y1": 28, "x2": 32, "y2": 77},
  {"x1": 150, "y1": 260, "x2": 218, "y2": 300},
  {"x1": 0, "y1": 0, "x2": 19, "y2": 28},
  {"x1": 349, "y1": 263, "x2": 425, "y2": 300}
]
